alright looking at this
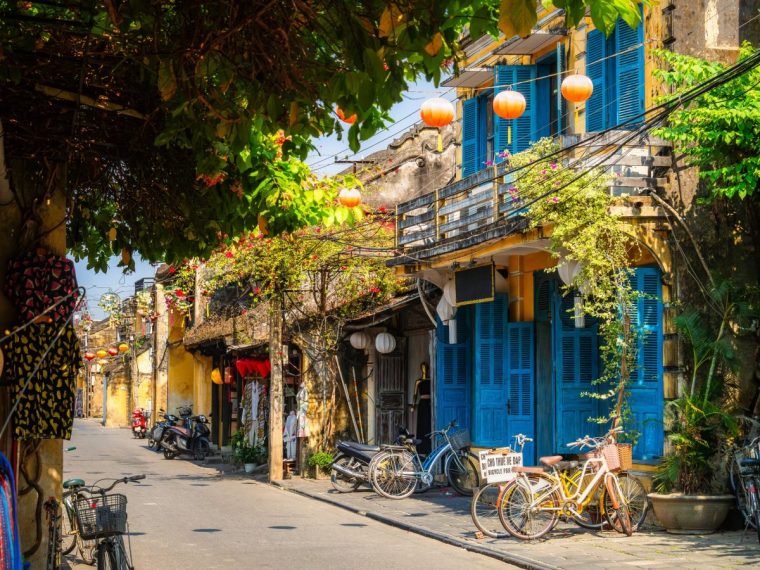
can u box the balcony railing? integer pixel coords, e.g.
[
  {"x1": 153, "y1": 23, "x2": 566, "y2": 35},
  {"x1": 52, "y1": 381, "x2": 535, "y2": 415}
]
[{"x1": 393, "y1": 131, "x2": 671, "y2": 260}]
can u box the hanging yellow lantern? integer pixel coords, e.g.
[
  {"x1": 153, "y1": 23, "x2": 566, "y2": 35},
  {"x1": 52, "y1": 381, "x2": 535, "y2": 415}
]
[
  {"x1": 211, "y1": 368, "x2": 223, "y2": 385},
  {"x1": 493, "y1": 90, "x2": 526, "y2": 119},
  {"x1": 96, "y1": 349, "x2": 108, "y2": 359},
  {"x1": 561, "y1": 74, "x2": 594, "y2": 103},
  {"x1": 420, "y1": 97, "x2": 454, "y2": 152},
  {"x1": 118, "y1": 343, "x2": 129, "y2": 353}
]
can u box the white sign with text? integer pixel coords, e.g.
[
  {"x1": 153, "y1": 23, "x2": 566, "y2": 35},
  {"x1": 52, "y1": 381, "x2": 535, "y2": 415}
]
[{"x1": 478, "y1": 450, "x2": 523, "y2": 484}]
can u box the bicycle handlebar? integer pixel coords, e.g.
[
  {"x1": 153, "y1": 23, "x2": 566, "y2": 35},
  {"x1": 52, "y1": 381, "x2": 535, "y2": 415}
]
[{"x1": 87, "y1": 474, "x2": 147, "y2": 494}]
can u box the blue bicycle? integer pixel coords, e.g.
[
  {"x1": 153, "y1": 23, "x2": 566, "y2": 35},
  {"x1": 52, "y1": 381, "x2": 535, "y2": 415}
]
[{"x1": 369, "y1": 420, "x2": 480, "y2": 499}]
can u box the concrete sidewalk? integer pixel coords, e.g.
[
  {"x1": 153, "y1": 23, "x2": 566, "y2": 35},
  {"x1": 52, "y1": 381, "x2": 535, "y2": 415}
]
[{"x1": 274, "y1": 477, "x2": 760, "y2": 570}]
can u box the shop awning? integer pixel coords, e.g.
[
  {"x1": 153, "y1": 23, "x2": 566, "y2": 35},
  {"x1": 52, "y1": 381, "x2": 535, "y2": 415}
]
[
  {"x1": 493, "y1": 29, "x2": 566, "y2": 55},
  {"x1": 442, "y1": 68, "x2": 492, "y2": 88},
  {"x1": 344, "y1": 291, "x2": 422, "y2": 330}
]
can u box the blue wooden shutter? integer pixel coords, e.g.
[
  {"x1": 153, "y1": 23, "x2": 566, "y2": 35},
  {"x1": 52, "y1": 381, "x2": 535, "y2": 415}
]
[
  {"x1": 614, "y1": 19, "x2": 645, "y2": 126},
  {"x1": 627, "y1": 267, "x2": 664, "y2": 461},
  {"x1": 473, "y1": 294, "x2": 508, "y2": 447},
  {"x1": 461, "y1": 97, "x2": 480, "y2": 178},
  {"x1": 585, "y1": 29, "x2": 607, "y2": 132},
  {"x1": 507, "y1": 322, "x2": 535, "y2": 463},
  {"x1": 494, "y1": 65, "x2": 537, "y2": 156},
  {"x1": 435, "y1": 315, "x2": 471, "y2": 431}
]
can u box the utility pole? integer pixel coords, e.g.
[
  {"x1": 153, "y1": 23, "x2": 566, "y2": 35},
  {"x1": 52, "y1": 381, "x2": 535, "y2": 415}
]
[
  {"x1": 151, "y1": 283, "x2": 158, "y2": 425},
  {"x1": 268, "y1": 294, "x2": 284, "y2": 481}
]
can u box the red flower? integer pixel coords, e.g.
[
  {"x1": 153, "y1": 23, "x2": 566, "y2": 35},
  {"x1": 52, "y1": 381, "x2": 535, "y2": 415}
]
[
  {"x1": 254, "y1": 287, "x2": 261, "y2": 294},
  {"x1": 225, "y1": 251, "x2": 234, "y2": 258},
  {"x1": 370, "y1": 287, "x2": 381, "y2": 294},
  {"x1": 175, "y1": 289, "x2": 185, "y2": 297},
  {"x1": 168, "y1": 266, "x2": 177, "y2": 274},
  {"x1": 377, "y1": 206, "x2": 388, "y2": 214}
]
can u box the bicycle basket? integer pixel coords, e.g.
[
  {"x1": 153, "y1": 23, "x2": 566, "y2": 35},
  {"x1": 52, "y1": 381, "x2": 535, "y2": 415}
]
[
  {"x1": 75, "y1": 494, "x2": 128, "y2": 540},
  {"x1": 448, "y1": 428, "x2": 471, "y2": 451},
  {"x1": 616, "y1": 443, "x2": 633, "y2": 471}
]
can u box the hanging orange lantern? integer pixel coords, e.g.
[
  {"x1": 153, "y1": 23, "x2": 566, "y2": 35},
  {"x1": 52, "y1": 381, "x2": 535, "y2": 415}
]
[
  {"x1": 338, "y1": 188, "x2": 362, "y2": 208},
  {"x1": 107, "y1": 346, "x2": 119, "y2": 357},
  {"x1": 84, "y1": 351, "x2": 96, "y2": 361},
  {"x1": 561, "y1": 74, "x2": 594, "y2": 103},
  {"x1": 493, "y1": 90, "x2": 526, "y2": 119},
  {"x1": 419, "y1": 97, "x2": 454, "y2": 127},
  {"x1": 335, "y1": 107, "x2": 357, "y2": 124},
  {"x1": 96, "y1": 349, "x2": 108, "y2": 359},
  {"x1": 118, "y1": 343, "x2": 129, "y2": 353},
  {"x1": 211, "y1": 368, "x2": 223, "y2": 385}
]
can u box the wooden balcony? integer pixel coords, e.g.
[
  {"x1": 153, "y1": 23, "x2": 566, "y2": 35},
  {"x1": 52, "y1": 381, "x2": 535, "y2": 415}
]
[{"x1": 392, "y1": 131, "x2": 671, "y2": 263}]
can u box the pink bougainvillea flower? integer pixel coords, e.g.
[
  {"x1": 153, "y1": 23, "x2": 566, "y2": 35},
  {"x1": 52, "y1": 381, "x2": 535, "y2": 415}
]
[{"x1": 224, "y1": 251, "x2": 234, "y2": 258}]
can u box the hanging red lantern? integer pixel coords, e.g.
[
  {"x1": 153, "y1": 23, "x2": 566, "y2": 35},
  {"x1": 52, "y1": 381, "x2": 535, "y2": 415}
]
[
  {"x1": 493, "y1": 90, "x2": 526, "y2": 119},
  {"x1": 561, "y1": 74, "x2": 594, "y2": 103},
  {"x1": 107, "y1": 346, "x2": 119, "y2": 357},
  {"x1": 335, "y1": 107, "x2": 357, "y2": 124},
  {"x1": 84, "y1": 351, "x2": 96, "y2": 361},
  {"x1": 420, "y1": 97, "x2": 454, "y2": 127},
  {"x1": 338, "y1": 188, "x2": 362, "y2": 208}
]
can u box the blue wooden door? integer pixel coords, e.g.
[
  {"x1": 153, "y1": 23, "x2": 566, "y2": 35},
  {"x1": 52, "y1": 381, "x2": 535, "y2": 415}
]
[
  {"x1": 435, "y1": 311, "x2": 471, "y2": 431},
  {"x1": 507, "y1": 322, "x2": 535, "y2": 463},
  {"x1": 473, "y1": 294, "x2": 508, "y2": 447},
  {"x1": 627, "y1": 267, "x2": 664, "y2": 461},
  {"x1": 554, "y1": 292, "x2": 602, "y2": 453}
]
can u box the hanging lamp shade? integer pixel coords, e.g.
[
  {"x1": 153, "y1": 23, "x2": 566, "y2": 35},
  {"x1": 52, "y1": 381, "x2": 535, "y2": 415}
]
[
  {"x1": 336, "y1": 107, "x2": 357, "y2": 124},
  {"x1": 420, "y1": 97, "x2": 454, "y2": 127},
  {"x1": 561, "y1": 74, "x2": 594, "y2": 103},
  {"x1": 84, "y1": 351, "x2": 96, "y2": 362},
  {"x1": 107, "y1": 346, "x2": 119, "y2": 357},
  {"x1": 211, "y1": 368, "x2": 223, "y2": 385},
  {"x1": 338, "y1": 188, "x2": 362, "y2": 208},
  {"x1": 96, "y1": 349, "x2": 108, "y2": 359},
  {"x1": 557, "y1": 259, "x2": 582, "y2": 286},
  {"x1": 375, "y1": 332, "x2": 396, "y2": 354},
  {"x1": 442, "y1": 280, "x2": 457, "y2": 307},
  {"x1": 349, "y1": 331, "x2": 371, "y2": 350},
  {"x1": 493, "y1": 90, "x2": 526, "y2": 119},
  {"x1": 436, "y1": 298, "x2": 455, "y2": 322},
  {"x1": 118, "y1": 343, "x2": 129, "y2": 353}
]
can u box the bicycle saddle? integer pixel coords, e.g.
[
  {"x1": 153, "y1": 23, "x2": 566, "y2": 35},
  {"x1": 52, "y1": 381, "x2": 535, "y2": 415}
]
[
  {"x1": 539, "y1": 455, "x2": 564, "y2": 466},
  {"x1": 63, "y1": 478, "x2": 85, "y2": 489},
  {"x1": 555, "y1": 461, "x2": 579, "y2": 471}
]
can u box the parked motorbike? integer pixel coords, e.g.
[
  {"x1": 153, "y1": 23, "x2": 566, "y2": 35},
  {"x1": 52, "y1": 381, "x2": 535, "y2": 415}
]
[
  {"x1": 131, "y1": 408, "x2": 149, "y2": 439},
  {"x1": 330, "y1": 428, "x2": 414, "y2": 493},
  {"x1": 160, "y1": 414, "x2": 211, "y2": 460},
  {"x1": 148, "y1": 406, "x2": 193, "y2": 451}
]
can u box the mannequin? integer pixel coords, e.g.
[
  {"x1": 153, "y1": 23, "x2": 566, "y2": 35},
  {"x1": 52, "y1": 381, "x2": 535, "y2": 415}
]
[
  {"x1": 410, "y1": 362, "x2": 432, "y2": 455},
  {"x1": 284, "y1": 410, "x2": 297, "y2": 460}
]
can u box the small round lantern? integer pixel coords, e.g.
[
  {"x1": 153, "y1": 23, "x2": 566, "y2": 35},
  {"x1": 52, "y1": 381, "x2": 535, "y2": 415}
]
[
  {"x1": 420, "y1": 97, "x2": 454, "y2": 128},
  {"x1": 493, "y1": 90, "x2": 526, "y2": 120},
  {"x1": 118, "y1": 343, "x2": 129, "y2": 353},
  {"x1": 339, "y1": 188, "x2": 362, "y2": 208},
  {"x1": 96, "y1": 349, "x2": 108, "y2": 359},
  {"x1": 336, "y1": 107, "x2": 357, "y2": 124},
  {"x1": 107, "y1": 347, "x2": 119, "y2": 357},
  {"x1": 349, "y1": 331, "x2": 371, "y2": 351},
  {"x1": 375, "y1": 332, "x2": 396, "y2": 354},
  {"x1": 211, "y1": 368, "x2": 223, "y2": 385},
  {"x1": 561, "y1": 74, "x2": 593, "y2": 103},
  {"x1": 84, "y1": 351, "x2": 96, "y2": 362}
]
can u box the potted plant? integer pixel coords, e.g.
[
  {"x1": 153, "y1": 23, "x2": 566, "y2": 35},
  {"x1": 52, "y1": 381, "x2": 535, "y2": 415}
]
[
  {"x1": 649, "y1": 297, "x2": 739, "y2": 534},
  {"x1": 237, "y1": 443, "x2": 261, "y2": 474},
  {"x1": 307, "y1": 450, "x2": 334, "y2": 480}
]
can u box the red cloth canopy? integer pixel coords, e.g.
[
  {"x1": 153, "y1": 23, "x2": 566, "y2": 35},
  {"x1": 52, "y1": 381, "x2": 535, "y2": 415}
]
[{"x1": 235, "y1": 358, "x2": 271, "y2": 378}]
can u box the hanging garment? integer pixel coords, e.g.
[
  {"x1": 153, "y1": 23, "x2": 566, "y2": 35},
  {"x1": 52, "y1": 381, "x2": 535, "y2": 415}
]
[
  {"x1": 284, "y1": 411, "x2": 297, "y2": 460},
  {"x1": 0, "y1": 322, "x2": 80, "y2": 440},
  {"x1": 3, "y1": 252, "x2": 79, "y2": 324},
  {"x1": 256, "y1": 385, "x2": 268, "y2": 446},
  {"x1": 296, "y1": 384, "x2": 309, "y2": 438},
  {"x1": 0, "y1": 452, "x2": 21, "y2": 570},
  {"x1": 249, "y1": 382, "x2": 261, "y2": 446}
]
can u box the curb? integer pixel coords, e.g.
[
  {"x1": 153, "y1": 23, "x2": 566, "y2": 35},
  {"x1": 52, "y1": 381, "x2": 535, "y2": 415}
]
[{"x1": 270, "y1": 480, "x2": 559, "y2": 570}]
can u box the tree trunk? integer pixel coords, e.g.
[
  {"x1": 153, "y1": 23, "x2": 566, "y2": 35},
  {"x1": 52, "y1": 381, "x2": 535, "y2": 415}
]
[{"x1": 268, "y1": 299, "x2": 284, "y2": 482}]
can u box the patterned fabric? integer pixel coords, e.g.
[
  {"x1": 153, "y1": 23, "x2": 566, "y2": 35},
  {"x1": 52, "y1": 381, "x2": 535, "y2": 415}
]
[
  {"x1": 1, "y1": 323, "x2": 80, "y2": 440},
  {"x1": 0, "y1": 452, "x2": 21, "y2": 570},
  {"x1": 3, "y1": 253, "x2": 78, "y2": 324}
]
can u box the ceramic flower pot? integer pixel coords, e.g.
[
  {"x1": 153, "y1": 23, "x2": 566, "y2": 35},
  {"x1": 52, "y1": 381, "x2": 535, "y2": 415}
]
[{"x1": 648, "y1": 493, "x2": 734, "y2": 534}]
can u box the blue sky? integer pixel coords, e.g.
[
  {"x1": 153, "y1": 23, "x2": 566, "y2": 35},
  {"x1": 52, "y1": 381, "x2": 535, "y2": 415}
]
[{"x1": 77, "y1": 77, "x2": 454, "y2": 320}]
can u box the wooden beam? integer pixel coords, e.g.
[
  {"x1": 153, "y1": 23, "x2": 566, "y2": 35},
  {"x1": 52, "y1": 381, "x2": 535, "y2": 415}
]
[{"x1": 34, "y1": 84, "x2": 146, "y2": 120}]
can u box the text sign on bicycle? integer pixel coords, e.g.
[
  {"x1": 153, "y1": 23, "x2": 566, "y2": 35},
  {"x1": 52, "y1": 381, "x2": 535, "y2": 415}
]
[{"x1": 478, "y1": 450, "x2": 523, "y2": 484}]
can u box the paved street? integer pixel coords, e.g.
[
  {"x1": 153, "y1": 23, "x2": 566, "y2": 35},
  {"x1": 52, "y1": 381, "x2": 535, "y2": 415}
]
[{"x1": 63, "y1": 420, "x2": 511, "y2": 569}]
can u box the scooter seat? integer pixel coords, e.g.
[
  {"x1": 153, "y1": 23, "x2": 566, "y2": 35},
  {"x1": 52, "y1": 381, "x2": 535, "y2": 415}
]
[
  {"x1": 63, "y1": 478, "x2": 85, "y2": 489},
  {"x1": 338, "y1": 441, "x2": 381, "y2": 453}
]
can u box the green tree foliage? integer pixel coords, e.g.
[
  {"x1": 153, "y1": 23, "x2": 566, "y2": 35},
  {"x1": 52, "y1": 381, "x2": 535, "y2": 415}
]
[
  {"x1": 654, "y1": 45, "x2": 760, "y2": 200},
  {"x1": 0, "y1": 1, "x2": 642, "y2": 270}
]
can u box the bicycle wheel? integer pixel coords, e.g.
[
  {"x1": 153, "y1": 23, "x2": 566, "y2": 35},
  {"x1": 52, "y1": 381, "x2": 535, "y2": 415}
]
[
  {"x1": 604, "y1": 475, "x2": 633, "y2": 536},
  {"x1": 370, "y1": 450, "x2": 417, "y2": 500},
  {"x1": 97, "y1": 537, "x2": 129, "y2": 570},
  {"x1": 569, "y1": 470, "x2": 606, "y2": 529},
  {"x1": 60, "y1": 498, "x2": 77, "y2": 555},
  {"x1": 498, "y1": 474, "x2": 560, "y2": 540},
  {"x1": 330, "y1": 455, "x2": 362, "y2": 493},
  {"x1": 730, "y1": 457, "x2": 754, "y2": 528},
  {"x1": 445, "y1": 450, "x2": 480, "y2": 496},
  {"x1": 471, "y1": 483, "x2": 510, "y2": 538}
]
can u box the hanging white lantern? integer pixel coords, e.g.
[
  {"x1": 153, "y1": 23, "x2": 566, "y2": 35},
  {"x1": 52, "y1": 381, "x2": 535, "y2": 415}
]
[
  {"x1": 375, "y1": 332, "x2": 396, "y2": 354},
  {"x1": 349, "y1": 331, "x2": 371, "y2": 350},
  {"x1": 557, "y1": 259, "x2": 581, "y2": 286},
  {"x1": 436, "y1": 298, "x2": 455, "y2": 322},
  {"x1": 443, "y1": 280, "x2": 457, "y2": 307}
]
